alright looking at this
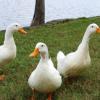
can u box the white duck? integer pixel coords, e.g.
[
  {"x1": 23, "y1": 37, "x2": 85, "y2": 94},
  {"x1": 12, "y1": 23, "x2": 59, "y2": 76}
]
[
  {"x1": 0, "y1": 23, "x2": 27, "y2": 81},
  {"x1": 57, "y1": 23, "x2": 100, "y2": 77},
  {"x1": 28, "y1": 42, "x2": 62, "y2": 100}
]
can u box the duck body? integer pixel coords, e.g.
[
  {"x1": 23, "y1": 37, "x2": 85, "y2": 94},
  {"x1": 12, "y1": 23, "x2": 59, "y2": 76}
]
[
  {"x1": 0, "y1": 44, "x2": 16, "y2": 66},
  {"x1": 0, "y1": 23, "x2": 27, "y2": 67},
  {"x1": 28, "y1": 58, "x2": 62, "y2": 93},
  {"x1": 57, "y1": 23, "x2": 100, "y2": 77},
  {"x1": 0, "y1": 30, "x2": 16, "y2": 66},
  {"x1": 57, "y1": 42, "x2": 91, "y2": 77},
  {"x1": 0, "y1": 23, "x2": 27, "y2": 81},
  {"x1": 28, "y1": 42, "x2": 62, "y2": 97}
]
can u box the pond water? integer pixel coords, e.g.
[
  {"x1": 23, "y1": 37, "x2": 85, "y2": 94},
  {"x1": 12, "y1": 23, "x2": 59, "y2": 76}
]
[{"x1": 0, "y1": 0, "x2": 100, "y2": 30}]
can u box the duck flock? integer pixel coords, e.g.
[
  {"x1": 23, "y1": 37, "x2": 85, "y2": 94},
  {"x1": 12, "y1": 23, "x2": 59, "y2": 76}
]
[{"x1": 0, "y1": 23, "x2": 100, "y2": 100}]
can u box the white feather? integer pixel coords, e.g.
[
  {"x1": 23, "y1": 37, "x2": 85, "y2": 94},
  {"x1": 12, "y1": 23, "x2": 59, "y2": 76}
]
[{"x1": 57, "y1": 23, "x2": 99, "y2": 77}]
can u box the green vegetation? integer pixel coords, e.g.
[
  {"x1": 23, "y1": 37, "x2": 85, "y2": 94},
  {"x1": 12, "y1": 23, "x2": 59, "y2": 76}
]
[{"x1": 0, "y1": 17, "x2": 100, "y2": 100}]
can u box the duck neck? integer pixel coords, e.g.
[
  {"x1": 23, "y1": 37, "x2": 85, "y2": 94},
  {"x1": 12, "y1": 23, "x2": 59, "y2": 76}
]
[
  {"x1": 4, "y1": 29, "x2": 16, "y2": 47},
  {"x1": 40, "y1": 52, "x2": 49, "y2": 61},
  {"x1": 81, "y1": 30, "x2": 91, "y2": 45},
  {"x1": 78, "y1": 30, "x2": 91, "y2": 53}
]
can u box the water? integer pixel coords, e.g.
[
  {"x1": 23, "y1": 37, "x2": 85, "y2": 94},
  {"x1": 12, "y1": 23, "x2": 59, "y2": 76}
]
[
  {"x1": 0, "y1": 0, "x2": 35, "y2": 30},
  {"x1": 0, "y1": 0, "x2": 100, "y2": 30}
]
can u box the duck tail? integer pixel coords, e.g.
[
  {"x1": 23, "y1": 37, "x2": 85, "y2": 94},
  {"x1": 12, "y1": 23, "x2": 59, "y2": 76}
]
[
  {"x1": 57, "y1": 51, "x2": 65, "y2": 62},
  {"x1": 57, "y1": 51, "x2": 65, "y2": 72}
]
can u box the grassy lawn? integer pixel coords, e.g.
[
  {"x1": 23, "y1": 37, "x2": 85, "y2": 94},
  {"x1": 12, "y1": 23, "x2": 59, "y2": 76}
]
[{"x1": 0, "y1": 17, "x2": 100, "y2": 100}]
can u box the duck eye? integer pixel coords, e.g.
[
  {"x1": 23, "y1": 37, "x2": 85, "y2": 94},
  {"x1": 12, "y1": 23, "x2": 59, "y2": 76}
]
[
  {"x1": 91, "y1": 26, "x2": 94, "y2": 28},
  {"x1": 15, "y1": 25, "x2": 18, "y2": 27},
  {"x1": 41, "y1": 45, "x2": 44, "y2": 47}
]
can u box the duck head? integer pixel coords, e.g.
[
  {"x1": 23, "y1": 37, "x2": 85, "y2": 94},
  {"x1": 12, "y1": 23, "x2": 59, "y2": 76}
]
[
  {"x1": 29, "y1": 42, "x2": 49, "y2": 59},
  {"x1": 86, "y1": 23, "x2": 100, "y2": 35},
  {"x1": 6, "y1": 23, "x2": 27, "y2": 34}
]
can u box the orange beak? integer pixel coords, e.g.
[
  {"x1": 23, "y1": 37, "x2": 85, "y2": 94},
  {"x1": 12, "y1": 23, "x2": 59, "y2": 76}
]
[
  {"x1": 96, "y1": 28, "x2": 100, "y2": 33},
  {"x1": 18, "y1": 28, "x2": 27, "y2": 34},
  {"x1": 29, "y1": 48, "x2": 39, "y2": 57}
]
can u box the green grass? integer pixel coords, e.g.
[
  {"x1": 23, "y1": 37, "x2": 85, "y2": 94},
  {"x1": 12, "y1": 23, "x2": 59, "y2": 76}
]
[{"x1": 0, "y1": 17, "x2": 100, "y2": 100}]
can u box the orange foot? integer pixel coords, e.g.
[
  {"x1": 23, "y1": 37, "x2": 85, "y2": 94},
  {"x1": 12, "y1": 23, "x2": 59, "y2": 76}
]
[
  {"x1": 48, "y1": 93, "x2": 52, "y2": 100},
  {"x1": 0, "y1": 75, "x2": 5, "y2": 81},
  {"x1": 30, "y1": 96, "x2": 35, "y2": 100},
  {"x1": 30, "y1": 89, "x2": 35, "y2": 100}
]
